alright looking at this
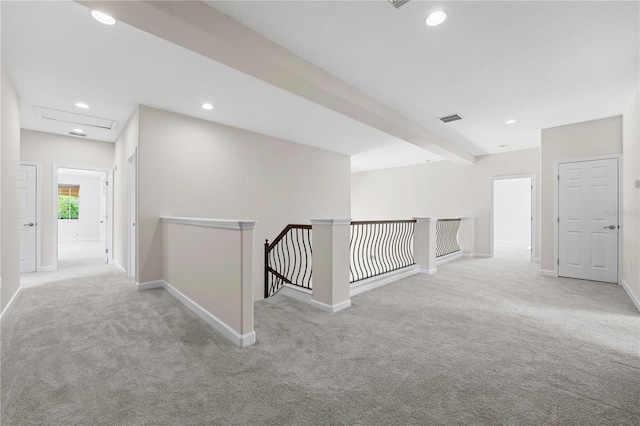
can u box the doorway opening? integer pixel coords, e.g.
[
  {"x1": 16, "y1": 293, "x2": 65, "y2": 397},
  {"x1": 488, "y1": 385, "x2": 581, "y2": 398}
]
[
  {"x1": 54, "y1": 166, "x2": 113, "y2": 270},
  {"x1": 491, "y1": 175, "x2": 536, "y2": 261}
]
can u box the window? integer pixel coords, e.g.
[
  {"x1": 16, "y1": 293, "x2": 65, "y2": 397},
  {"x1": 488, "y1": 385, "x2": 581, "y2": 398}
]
[{"x1": 58, "y1": 185, "x2": 80, "y2": 220}]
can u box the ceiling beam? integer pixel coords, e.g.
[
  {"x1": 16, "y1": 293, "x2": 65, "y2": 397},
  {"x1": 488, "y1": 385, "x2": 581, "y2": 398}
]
[{"x1": 76, "y1": 0, "x2": 475, "y2": 164}]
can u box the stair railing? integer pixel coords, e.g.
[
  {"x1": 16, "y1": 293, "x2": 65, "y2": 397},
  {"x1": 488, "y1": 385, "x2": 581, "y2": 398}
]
[
  {"x1": 435, "y1": 218, "x2": 462, "y2": 258},
  {"x1": 264, "y1": 224, "x2": 312, "y2": 298},
  {"x1": 349, "y1": 220, "x2": 416, "y2": 283}
]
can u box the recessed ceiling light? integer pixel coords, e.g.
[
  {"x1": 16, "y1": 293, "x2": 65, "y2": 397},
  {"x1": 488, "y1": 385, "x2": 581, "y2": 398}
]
[
  {"x1": 201, "y1": 103, "x2": 214, "y2": 110},
  {"x1": 91, "y1": 10, "x2": 116, "y2": 26},
  {"x1": 426, "y1": 11, "x2": 447, "y2": 27},
  {"x1": 72, "y1": 128, "x2": 85, "y2": 134},
  {"x1": 505, "y1": 119, "x2": 517, "y2": 125},
  {"x1": 75, "y1": 102, "x2": 90, "y2": 109}
]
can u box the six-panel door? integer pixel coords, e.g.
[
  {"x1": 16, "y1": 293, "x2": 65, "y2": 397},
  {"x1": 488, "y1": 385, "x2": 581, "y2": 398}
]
[{"x1": 558, "y1": 158, "x2": 618, "y2": 283}]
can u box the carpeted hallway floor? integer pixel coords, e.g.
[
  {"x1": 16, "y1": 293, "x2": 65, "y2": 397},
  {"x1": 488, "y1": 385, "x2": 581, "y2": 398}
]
[{"x1": 1, "y1": 257, "x2": 639, "y2": 425}]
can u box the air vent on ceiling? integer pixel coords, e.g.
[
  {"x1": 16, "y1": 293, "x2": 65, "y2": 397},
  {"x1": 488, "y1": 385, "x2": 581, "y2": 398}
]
[
  {"x1": 387, "y1": 0, "x2": 410, "y2": 10},
  {"x1": 438, "y1": 113, "x2": 463, "y2": 124},
  {"x1": 34, "y1": 106, "x2": 118, "y2": 130}
]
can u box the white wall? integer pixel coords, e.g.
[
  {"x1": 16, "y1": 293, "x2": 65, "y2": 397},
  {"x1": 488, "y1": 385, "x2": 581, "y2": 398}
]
[
  {"x1": 351, "y1": 148, "x2": 541, "y2": 257},
  {"x1": 57, "y1": 172, "x2": 102, "y2": 241},
  {"x1": 20, "y1": 130, "x2": 114, "y2": 268},
  {"x1": 1, "y1": 65, "x2": 21, "y2": 313},
  {"x1": 162, "y1": 220, "x2": 254, "y2": 340},
  {"x1": 136, "y1": 106, "x2": 351, "y2": 300},
  {"x1": 493, "y1": 178, "x2": 531, "y2": 244},
  {"x1": 540, "y1": 116, "x2": 623, "y2": 273},
  {"x1": 622, "y1": 84, "x2": 640, "y2": 309}
]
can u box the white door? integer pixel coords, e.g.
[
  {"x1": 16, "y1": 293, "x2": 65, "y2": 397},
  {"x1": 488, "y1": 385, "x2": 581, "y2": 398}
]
[
  {"x1": 126, "y1": 152, "x2": 137, "y2": 279},
  {"x1": 105, "y1": 171, "x2": 113, "y2": 264},
  {"x1": 19, "y1": 164, "x2": 37, "y2": 273},
  {"x1": 558, "y1": 158, "x2": 618, "y2": 283},
  {"x1": 100, "y1": 171, "x2": 114, "y2": 264}
]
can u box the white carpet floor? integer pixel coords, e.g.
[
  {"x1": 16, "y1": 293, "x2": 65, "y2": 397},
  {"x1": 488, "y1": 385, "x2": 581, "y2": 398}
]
[{"x1": 3, "y1": 255, "x2": 639, "y2": 425}]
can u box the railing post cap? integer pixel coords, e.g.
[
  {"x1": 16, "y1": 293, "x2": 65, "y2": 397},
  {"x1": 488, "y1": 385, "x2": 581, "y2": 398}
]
[
  {"x1": 413, "y1": 217, "x2": 438, "y2": 222},
  {"x1": 310, "y1": 219, "x2": 352, "y2": 226},
  {"x1": 161, "y1": 216, "x2": 257, "y2": 230}
]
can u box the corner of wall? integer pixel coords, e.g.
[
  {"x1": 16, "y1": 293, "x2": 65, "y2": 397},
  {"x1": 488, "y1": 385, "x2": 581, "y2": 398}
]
[
  {"x1": 1, "y1": 65, "x2": 22, "y2": 314},
  {"x1": 113, "y1": 106, "x2": 141, "y2": 278},
  {"x1": 621, "y1": 83, "x2": 640, "y2": 310},
  {"x1": 540, "y1": 116, "x2": 625, "y2": 272}
]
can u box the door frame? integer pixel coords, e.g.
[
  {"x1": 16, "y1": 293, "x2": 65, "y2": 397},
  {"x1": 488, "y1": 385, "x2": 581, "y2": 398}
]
[
  {"x1": 99, "y1": 171, "x2": 114, "y2": 264},
  {"x1": 125, "y1": 150, "x2": 137, "y2": 280},
  {"x1": 490, "y1": 174, "x2": 537, "y2": 261},
  {"x1": 52, "y1": 164, "x2": 114, "y2": 269},
  {"x1": 553, "y1": 154, "x2": 622, "y2": 280},
  {"x1": 19, "y1": 162, "x2": 42, "y2": 272}
]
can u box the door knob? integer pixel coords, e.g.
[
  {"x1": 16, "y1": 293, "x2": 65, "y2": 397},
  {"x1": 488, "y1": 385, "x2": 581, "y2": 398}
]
[
  {"x1": 23, "y1": 222, "x2": 35, "y2": 227},
  {"x1": 604, "y1": 225, "x2": 616, "y2": 229}
]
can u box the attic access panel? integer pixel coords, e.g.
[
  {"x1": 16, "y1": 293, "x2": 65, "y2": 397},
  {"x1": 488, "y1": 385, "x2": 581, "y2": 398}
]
[{"x1": 34, "y1": 106, "x2": 118, "y2": 130}]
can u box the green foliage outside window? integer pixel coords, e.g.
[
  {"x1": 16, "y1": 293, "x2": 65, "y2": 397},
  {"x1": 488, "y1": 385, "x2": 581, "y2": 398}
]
[{"x1": 58, "y1": 185, "x2": 80, "y2": 220}]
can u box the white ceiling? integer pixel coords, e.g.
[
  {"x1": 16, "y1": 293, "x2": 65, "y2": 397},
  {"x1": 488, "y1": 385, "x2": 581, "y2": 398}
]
[
  {"x1": 1, "y1": 0, "x2": 442, "y2": 172},
  {"x1": 2, "y1": 1, "x2": 638, "y2": 173},
  {"x1": 209, "y1": 0, "x2": 639, "y2": 156},
  {"x1": 58, "y1": 168, "x2": 105, "y2": 179}
]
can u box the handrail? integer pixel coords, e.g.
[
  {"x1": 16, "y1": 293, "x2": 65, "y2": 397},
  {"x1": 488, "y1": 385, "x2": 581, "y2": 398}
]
[
  {"x1": 267, "y1": 224, "x2": 312, "y2": 251},
  {"x1": 264, "y1": 224, "x2": 313, "y2": 298},
  {"x1": 350, "y1": 220, "x2": 416, "y2": 283},
  {"x1": 351, "y1": 220, "x2": 417, "y2": 225},
  {"x1": 266, "y1": 267, "x2": 291, "y2": 285}
]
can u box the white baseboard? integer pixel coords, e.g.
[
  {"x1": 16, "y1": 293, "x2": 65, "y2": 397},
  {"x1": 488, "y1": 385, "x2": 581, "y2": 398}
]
[
  {"x1": 278, "y1": 284, "x2": 313, "y2": 304},
  {"x1": 310, "y1": 298, "x2": 351, "y2": 313},
  {"x1": 620, "y1": 279, "x2": 640, "y2": 312},
  {"x1": 436, "y1": 251, "x2": 464, "y2": 266},
  {"x1": 137, "y1": 279, "x2": 255, "y2": 347},
  {"x1": 472, "y1": 253, "x2": 491, "y2": 258},
  {"x1": 540, "y1": 269, "x2": 556, "y2": 277},
  {"x1": 113, "y1": 261, "x2": 126, "y2": 274},
  {"x1": 39, "y1": 265, "x2": 56, "y2": 272},
  {"x1": 351, "y1": 265, "x2": 419, "y2": 297},
  {"x1": 0, "y1": 286, "x2": 21, "y2": 324},
  {"x1": 136, "y1": 280, "x2": 164, "y2": 290},
  {"x1": 419, "y1": 267, "x2": 437, "y2": 275},
  {"x1": 20, "y1": 281, "x2": 49, "y2": 289}
]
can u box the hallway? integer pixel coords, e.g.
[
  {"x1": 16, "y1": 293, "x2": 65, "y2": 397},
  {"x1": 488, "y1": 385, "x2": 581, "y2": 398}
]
[
  {"x1": 20, "y1": 241, "x2": 115, "y2": 289},
  {"x1": 2, "y1": 256, "x2": 638, "y2": 425}
]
